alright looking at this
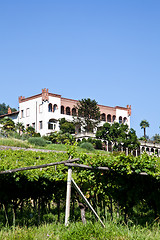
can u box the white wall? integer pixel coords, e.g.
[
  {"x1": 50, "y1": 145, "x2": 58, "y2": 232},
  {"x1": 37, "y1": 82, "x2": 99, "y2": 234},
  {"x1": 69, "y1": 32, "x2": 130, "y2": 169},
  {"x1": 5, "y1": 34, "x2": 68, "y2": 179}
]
[
  {"x1": 116, "y1": 109, "x2": 130, "y2": 128},
  {"x1": 18, "y1": 95, "x2": 61, "y2": 136}
]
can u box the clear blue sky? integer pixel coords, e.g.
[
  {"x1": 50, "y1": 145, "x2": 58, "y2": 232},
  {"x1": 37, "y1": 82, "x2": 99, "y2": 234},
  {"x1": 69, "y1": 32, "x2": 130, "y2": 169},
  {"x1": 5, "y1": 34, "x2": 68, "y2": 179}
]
[{"x1": 0, "y1": 0, "x2": 160, "y2": 138}]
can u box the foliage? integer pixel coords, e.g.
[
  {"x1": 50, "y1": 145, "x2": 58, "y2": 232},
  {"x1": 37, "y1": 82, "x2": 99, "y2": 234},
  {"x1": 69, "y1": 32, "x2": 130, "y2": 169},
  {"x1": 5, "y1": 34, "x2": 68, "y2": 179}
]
[
  {"x1": 28, "y1": 137, "x2": 47, "y2": 147},
  {"x1": 96, "y1": 122, "x2": 140, "y2": 151},
  {"x1": 74, "y1": 98, "x2": 100, "y2": 132},
  {"x1": 16, "y1": 122, "x2": 25, "y2": 135},
  {"x1": 0, "y1": 117, "x2": 16, "y2": 137},
  {"x1": 26, "y1": 126, "x2": 40, "y2": 137},
  {"x1": 151, "y1": 134, "x2": 160, "y2": 144},
  {"x1": 1, "y1": 148, "x2": 160, "y2": 228},
  {"x1": 0, "y1": 103, "x2": 17, "y2": 116},
  {"x1": 59, "y1": 118, "x2": 75, "y2": 134},
  {"x1": 78, "y1": 138, "x2": 103, "y2": 150},
  {"x1": 79, "y1": 142, "x2": 95, "y2": 151},
  {"x1": 47, "y1": 131, "x2": 76, "y2": 145},
  {"x1": 140, "y1": 120, "x2": 150, "y2": 139}
]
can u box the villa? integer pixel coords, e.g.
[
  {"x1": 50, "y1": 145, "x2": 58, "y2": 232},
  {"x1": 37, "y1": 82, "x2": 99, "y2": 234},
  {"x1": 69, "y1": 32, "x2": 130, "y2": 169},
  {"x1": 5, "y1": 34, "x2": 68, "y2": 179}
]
[{"x1": 0, "y1": 88, "x2": 131, "y2": 136}]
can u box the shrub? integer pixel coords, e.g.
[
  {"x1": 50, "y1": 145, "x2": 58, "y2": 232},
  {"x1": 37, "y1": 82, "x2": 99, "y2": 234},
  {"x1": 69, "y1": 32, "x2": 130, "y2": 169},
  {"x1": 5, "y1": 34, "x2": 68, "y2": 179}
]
[
  {"x1": 80, "y1": 142, "x2": 94, "y2": 151},
  {"x1": 28, "y1": 137, "x2": 47, "y2": 147},
  {"x1": 78, "y1": 138, "x2": 103, "y2": 150},
  {"x1": 47, "y1": 132, "x2": 76, "y2": 145}
]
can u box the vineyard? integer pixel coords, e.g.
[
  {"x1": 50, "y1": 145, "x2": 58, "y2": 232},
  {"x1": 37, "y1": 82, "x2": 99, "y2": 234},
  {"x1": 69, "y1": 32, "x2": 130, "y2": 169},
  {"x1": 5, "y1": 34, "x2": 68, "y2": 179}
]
[{"x1": 0, "y1": 145, "x2": 160, "y2": 231}]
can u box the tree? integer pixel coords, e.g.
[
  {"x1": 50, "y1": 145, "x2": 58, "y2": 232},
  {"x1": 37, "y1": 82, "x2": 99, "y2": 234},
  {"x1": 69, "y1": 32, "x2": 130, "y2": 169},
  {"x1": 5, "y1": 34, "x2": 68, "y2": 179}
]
[
  {"x1": 151, "y1": 134, "x2": 160, "y2": 144},
  {"x1": 26, "y1": 126, "x2": 39, "y2": 137},
  {"x1": 74, "y1": 98, "x2": 100, "y2": 133},
  {"x1": 0, "y1": 103, "x2": 17, "y2": 115},
  {"x1": 140, "y1": 120, "x2": 149, "y2": 139},
  {"x1": 96, "y1": 122, "x2": 139, "y2": 151},
  {"x1": 59, "y1": 118, "x2": 75, "y2": 134},
  {"x1": 16, "y1": 122, "x2": 25, "y2": 135},
  {"x1": 0, "y1": 117, "x2": 15, "y2": 136}
]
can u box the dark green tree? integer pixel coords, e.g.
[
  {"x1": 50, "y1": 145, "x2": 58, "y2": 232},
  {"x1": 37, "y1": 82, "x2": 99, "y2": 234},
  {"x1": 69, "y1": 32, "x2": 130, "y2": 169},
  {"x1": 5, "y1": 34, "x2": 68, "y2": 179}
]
[
  {"x1": 0, "y1": 103, "x2": 17, "y2": 115},
  {"x1": 140, "y1": 120, "x2": 149, "y2": 138},
  {"x1": 74, "y1": 98, "x2": 100, "y2": 132},
  {"x1": 59, "y1": 118, "x2": 75, "y2": 134},
  {"x1": 96, "y1": 122, "x2": 139, "y2": 151},
  {"x1": 124, "y1": 128, "x2": 140, "y2": 150}
]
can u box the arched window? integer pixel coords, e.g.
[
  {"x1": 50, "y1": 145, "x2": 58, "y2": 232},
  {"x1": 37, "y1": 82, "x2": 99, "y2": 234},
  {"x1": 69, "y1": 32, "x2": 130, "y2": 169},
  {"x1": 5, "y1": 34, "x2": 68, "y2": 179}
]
[
  {"x1": 101, "y1": 113, "x2": 106, "y2": 121},
  {"x1": 112, "y1": 115, "x2": 116, "y2": 122},
  {"x1": 146, "y1": 147, "x2": 149, "y2": 152},
  {"x1": 107, "y1": 114, "x2": 111, "y2": 122},
  {"x1": 123, "y1": 117, "x2": 127, "y2": 124},
  {"x1": 48, "y1": 119, "x2": 57, "y2": 130},
  {"x1": 61, "y1": 106, "x2": 64, "y2": 114},
  {"x1": 48, "y1": 103, "x2": 52, "y2": 112},
  {"x1": 53, "y1": 104, "x2": 58, "y2": 112},
  {"x1": 72, "y1": 108, "x2": 76, "y2": 116},
  {"x1": 66, "y1": 107, "x2": 70, "y2": 115},
  {"x1": 119, "y1": 116, "x2": 122, "y2": 124}
]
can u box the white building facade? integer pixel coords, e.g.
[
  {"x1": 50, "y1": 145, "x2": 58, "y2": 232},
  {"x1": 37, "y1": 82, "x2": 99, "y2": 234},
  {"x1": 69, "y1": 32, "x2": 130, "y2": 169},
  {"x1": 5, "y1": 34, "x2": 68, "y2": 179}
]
[{"x1": 0, "y1": 88, "x2": 131, "y2": 136}]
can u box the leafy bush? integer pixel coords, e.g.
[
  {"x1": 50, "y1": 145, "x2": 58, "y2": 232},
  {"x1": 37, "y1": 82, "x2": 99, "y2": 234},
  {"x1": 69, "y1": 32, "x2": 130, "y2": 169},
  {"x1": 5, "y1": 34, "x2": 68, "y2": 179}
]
[
  {"x1": 47, "y1": 132, "x2": 76, "y2": 145},
  {"x1": 28, "y1": 137, "x2": 47, "y2": 147},
  {"x1": 80, "y1": 142, "x2": 94, "y2": 151},
  {"x1": 59, "y1": 118, "x2": 75, "y2": 134},
  {"x1": 78, "y1": 138, "x2": 103, "y2": 150}
]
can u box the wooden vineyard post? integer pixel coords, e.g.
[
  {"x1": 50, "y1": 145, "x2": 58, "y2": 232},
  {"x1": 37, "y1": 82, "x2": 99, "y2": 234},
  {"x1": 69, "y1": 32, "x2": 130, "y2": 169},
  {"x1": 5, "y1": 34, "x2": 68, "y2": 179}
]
[
  {"x1": 71, "y1": 178, "x2": 105, "y2": 228},
  {"x1": 65, "y1": 167, "x2": 72, "y2": 226}
]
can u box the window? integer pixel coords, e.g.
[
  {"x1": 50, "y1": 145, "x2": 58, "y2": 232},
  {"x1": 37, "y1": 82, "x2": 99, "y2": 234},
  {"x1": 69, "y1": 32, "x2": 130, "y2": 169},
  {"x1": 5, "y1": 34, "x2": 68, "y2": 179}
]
[
  {"x1": 119, "y1": 116, "x2": 122, "y2": 124},
  {"x1": 48, "y1": 123, "x2": 53, "y2": 130},
  {"x1": 101, "y1": 113, "x2": 106, "y2": 121},
  {"x1": 32, "y1": 123, "x2": 35, "y2": 129},
  {"x1": 39, "y1": 104, "x2": 43, "y2": 113},
  {"x1": 123, "y1": 117, "x2": 127, "y2": 124},
  {"x1": 48, "y1": 119, "x2": 57, "y2": 130},
  {"x1": 53, "y1": 104, "x2": 58, "y2": 112},
  {"x1": 39, "y1": 121, "x2": 43, "y2": 129},
  {"x1": 113, "y1": 115, "x2": 116, "y2": 122},
  {"x1": 26, "y1": 124, "x2": 29, "y2": 128},
  {"x1": 48, "y1": 103, "x2": 52, "y2": 112},
  {"x1": 61, "y1": 106, "x2": 64, "y2": 114},
  {"x1": 21, "y1": 110, "x2": 24, "y2": 118},
  {"x1": 26, "y1": 108, "x2": 30, "y2": 117},
  {"x1": 66, "y1": 107, "x2": 70, "y2": 115},
  {"x1": 107, "y1": 114, "x2": 111, "y2": 122}
]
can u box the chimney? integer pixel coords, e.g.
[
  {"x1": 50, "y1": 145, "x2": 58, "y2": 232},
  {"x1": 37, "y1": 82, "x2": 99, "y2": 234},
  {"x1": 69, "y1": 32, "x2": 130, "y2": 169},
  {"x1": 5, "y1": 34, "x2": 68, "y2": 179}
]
[
  {"x1": 127, "y1": 105, "x2": 131, "y2": 116},
  {"x1": 42, "y1": 88, "x2": 49, "y2": 101},
  {"x1": 19, "y1": 96, "x2": 25, "y2": 103},
  {"x1": 8, "y1": 107, "x2": 12, "y2": 114}
]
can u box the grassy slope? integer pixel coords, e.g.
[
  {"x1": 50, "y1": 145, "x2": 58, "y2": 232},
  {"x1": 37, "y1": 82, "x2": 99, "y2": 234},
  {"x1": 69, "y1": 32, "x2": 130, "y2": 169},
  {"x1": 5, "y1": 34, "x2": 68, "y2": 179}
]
[
  {"x1": 0, "y1": 137, "x2": 109, "y2": 154},
  {"x1": 1, "y1": 221, "x2": 160, "y2": 240}
]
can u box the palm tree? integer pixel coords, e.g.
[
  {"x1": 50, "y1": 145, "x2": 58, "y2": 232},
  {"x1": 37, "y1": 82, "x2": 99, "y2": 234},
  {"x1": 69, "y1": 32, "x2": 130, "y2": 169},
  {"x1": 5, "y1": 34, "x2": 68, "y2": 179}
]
[
  {"x1": 16, "y1": 122, "x2": 25, "y2": 135},
  {"x1": 140, "y1": 120, "x2": 149, "y2": 139}
]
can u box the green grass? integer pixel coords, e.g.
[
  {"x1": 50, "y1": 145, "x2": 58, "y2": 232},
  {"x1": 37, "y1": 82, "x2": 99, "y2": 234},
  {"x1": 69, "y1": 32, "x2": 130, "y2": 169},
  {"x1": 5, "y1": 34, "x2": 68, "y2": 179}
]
[
  {"x1": 0, "y1": 138, "x2": 32, "y2": 148},
  {"x1": 1, "y1": 221, "x2": 160, "y2": 240},
  {"x1": 0, "y1": 137, "x2": 110, "y2": 155},
  {"x1": 42, "y1": 143, "x2": 96, "y2": 153}
]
